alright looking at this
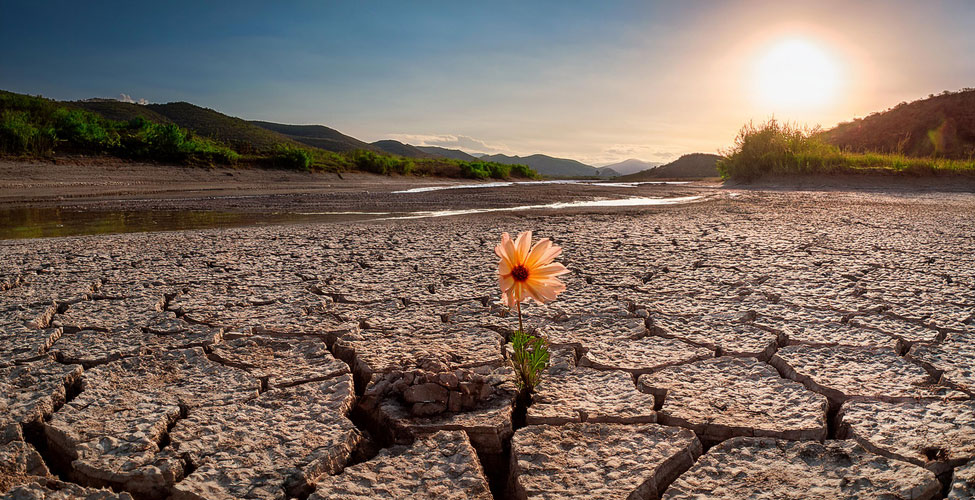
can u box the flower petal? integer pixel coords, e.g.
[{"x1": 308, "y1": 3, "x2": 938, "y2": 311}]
[
  {"x1": 514, "y1": 231, "x2": 532, "y2": 263},
  {"x1": 499, "y1": 274, "x2": 514, "y2": 292},
  {"x1": 524, "y1": 238, "x2": 552, "y2": 268},
  {"x1": 532, "y1": 262, "x2": 569, "y2": 278}
]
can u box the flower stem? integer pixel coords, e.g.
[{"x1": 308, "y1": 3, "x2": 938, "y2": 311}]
[{"x1": 517, "y1": 300, "x2": 523, "y2": 334}]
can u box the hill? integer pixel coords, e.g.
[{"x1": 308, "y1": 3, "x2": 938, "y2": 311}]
[
  {"x1": 619, "y1": 153, "x2": 721, "y2": 180},
  {"x1": 136, "y1": 102, "x2": 301, "y2": 153},
  {"x1": 370, "y1": 140, "x2": 442, "y2": 159},
  {"x1": 416, "y1": 146, "x2": 478, "y2": 161},
  {"x1": 71, "y1": 100, "x2": 174, "y2": 125},
  {"x1": 599, "y1": 158, "x2": 663, "y2": 176},
  {"x1": 479, "y1": 153, "x2": 597, "y2": 177},
  {"x1": 596, "y1": 167, "x2": 620, "y2": 177},
  {"x1": 823, "y1": 89, "x2": 975, "y2": 159},
  {"x1": 250, "y1": 121, "x2": 376, "y2": 153}
]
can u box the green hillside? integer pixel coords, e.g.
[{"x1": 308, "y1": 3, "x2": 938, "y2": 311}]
[
  {"x1": 823, "y1": 89, "x2": 975, "y2": 159},
  {"x1": 0, "y1": 89, "x2": 540, "y2": 179},
  {"x1": 72, "y1": 100, "x2": 173, "y2": 124},
  {"x1": 142, "y1": 102, "x2": 298, "y2": 153}
]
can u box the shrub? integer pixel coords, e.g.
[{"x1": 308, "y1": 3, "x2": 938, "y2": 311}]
[
  {"x1": 351, "y1": 150, "x2": 414, "y2": 175},
  {"x1": 0, "y1": 110, "x2": 55, "y2": 155},
  {"x1": 509, "y1": 164, "x2": 537, "y2": 178},
  {"x1": 273, "y1": 145, "x2": 313, "y2": 171}
]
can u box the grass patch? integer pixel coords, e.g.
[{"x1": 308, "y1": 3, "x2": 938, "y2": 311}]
[{"x1": 719, "y1": 119, "x2": 975, "y2": 181}]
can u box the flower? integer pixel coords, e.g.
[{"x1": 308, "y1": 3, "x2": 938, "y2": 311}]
[{"x1": 495, "y1": 231, "x2": 569, "y2": 307}]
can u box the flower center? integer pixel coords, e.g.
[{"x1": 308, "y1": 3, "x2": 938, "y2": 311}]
[{"x1": 511, "y1": 264, "x2": 529, "y2": 282}]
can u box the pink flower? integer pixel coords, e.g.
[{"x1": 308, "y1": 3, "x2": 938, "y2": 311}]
[{"x1": 495, "y1": 231, "x2": 569, "y2": 306}]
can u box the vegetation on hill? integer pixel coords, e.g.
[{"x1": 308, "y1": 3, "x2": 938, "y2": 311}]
[
  {"x1": 618, "y1": 153, "x2": 721, "y2": 180},
  {"x1": 1, "y1": 91, "x2": 239, "y2": 164},
  {"x1": 718, "y1": 119, "x2": 975, "y2": 181},
  {"x1": 1, "y1": 90, "x2": 539, "y2": 179},
  {"x1": 249, "y1": 121, "x2": 377, "y2": 152},
  {"x1": 823, "y1": 88, "x2": 975, "y2": 159}
]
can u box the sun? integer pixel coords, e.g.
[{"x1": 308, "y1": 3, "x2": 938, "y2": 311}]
[{"x1": 754, "y1": 38, "x2": 841, "y2": 110}]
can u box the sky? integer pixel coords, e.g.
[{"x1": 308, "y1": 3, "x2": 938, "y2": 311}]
[{"x1": 2, "y1": 1, "x2": 974, "y2": 165}]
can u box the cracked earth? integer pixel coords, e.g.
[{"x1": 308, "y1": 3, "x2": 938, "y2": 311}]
[{"x1": 1, "y1": 188, "x2": 974, "y2": 499}]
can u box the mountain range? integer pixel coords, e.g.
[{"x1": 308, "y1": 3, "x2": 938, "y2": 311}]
[
  {"x1": 71, "y1": 97, "x2": 650, "y2": 177},
  {"x1": 598, "y1": 158, "x2": 663, "y2": 176}
]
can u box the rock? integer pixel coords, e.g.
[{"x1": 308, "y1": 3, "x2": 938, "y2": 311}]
[
  {"x1": 837, "y1": 399, "x2": 975, "y2": 474},
  {"x1": 662, "y1": 438, "x2": 942, "y2": 500},
  {"x1": 2, "y1": 477, "x2": 135, "y2": 499},
  {"x1": 0, "y1": 440, "x2": 50, "y2": 493},
  {"x1": 510, "y1": 423, "x2": 701, "y2": 499},
  {"x1": 45, "y1": 348, "x2": 260, "y2": 498},
  {"x1": 638, "y1": 357, "x2": 828, "y2": 442},
  {"x1": 310, "y1": 431, "x2": 492, "y2": 500},
  {"x1": 403, "y1": 383, "x2": 449, "y2": 404},
  {"x1": 770, "y1": 344, "x2": 964, "y2": 404},
  {"x1": 527, "y1": 367, "x2": 656, "y2": 425},
  {"x1": 368, "y1": 366, "x2": 518, "y2": 455},
  {"x1": 169, "y1": 377, "x2": 360, "y2": 499},
  {"x1": 908, "y1": 331, "x2": 975, "y2": 394},
  {"x1": 207, "y1": 336, "x2": 349, "y2": 389},
  {"x1": 578, "y1": 335, "x2": 713, "y2": 375},
  {"x1": 949, "y1": 460, "x2": 975, "y2": 499},
  {"x1": 0, "y1": 360, "x2": 82, "y2": 427}
]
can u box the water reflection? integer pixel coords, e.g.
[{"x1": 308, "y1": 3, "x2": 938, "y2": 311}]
[{"x1": 0, "y1": 208, "x2": 376, "y2": 240}]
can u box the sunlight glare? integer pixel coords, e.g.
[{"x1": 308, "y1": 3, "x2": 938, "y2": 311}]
[{"x1": 754, "y1": 38, "x2": 840, "y2": 110}]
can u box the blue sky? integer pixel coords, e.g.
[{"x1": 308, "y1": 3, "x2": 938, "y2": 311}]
[{"x1": 3, "y1": 1, "x2": 974, "y2": 164}]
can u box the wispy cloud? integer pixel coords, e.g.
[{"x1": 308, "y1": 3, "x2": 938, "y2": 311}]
[
  {"x1": 118, "y1": 93, "x2": 148, "y2": 105},
  {"x1": 385, "y1": 133, "x2": 507, "y2": 154}
]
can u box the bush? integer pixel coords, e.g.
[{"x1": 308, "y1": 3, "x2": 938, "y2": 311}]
[
  {"x1": 717, "y1": 118, "x2": 975, "y2": 180},
  {"x1": 509, "y1": 164, "x2": 536, "y2": 178},
  {"x1": 273, "y1": 145, "x2": 313, "y2": 171},
  {"x1": 0, "y1": 110, "x2": 55, "y2": 155},
  {"x1": 351, "y1": 150, "x2": 415, "y2": 175}
]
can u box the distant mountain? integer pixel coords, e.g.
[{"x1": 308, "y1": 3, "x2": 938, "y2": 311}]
[
  {"x1": 823, "y1": 88, "x2": 975, "y2": 159},
  {"x1": 619, "y1": 153, "x2": 721, "y2": 180},
  {"x1": 596, "y1": 167, "x2": 620, "y2": 177},
  {"x1": 479, "y1": 153, "x2": 597, "y2": 177},
  {"x1": 599, "y1": 158, "x2": 663, "y2": 176},
  {"x1": 250, "y1": 121, "x2": 376, "y2": 153},
  {"x1": 370, "y1": 140, "x2": 442, "y2": 159},
  {"x1": 416, "y1": 146, "x2": 478, "y2": 161}
]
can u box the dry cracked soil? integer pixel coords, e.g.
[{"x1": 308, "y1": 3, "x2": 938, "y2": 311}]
[{"x1": 1, "y1": 184, "x2": 975, "y2": 499}]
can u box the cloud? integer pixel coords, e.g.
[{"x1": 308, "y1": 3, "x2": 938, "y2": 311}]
[
  {"x1": 601, "y1": 143, "x2": 679, "y2": 163},
  {"x1": 385, "y1": 133, "x2": 507, "y2": 154},
  {"x1": 118, "y1": 93, "x2": 148, "y2": 105}
]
